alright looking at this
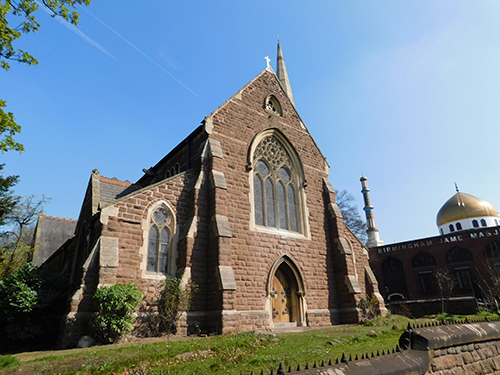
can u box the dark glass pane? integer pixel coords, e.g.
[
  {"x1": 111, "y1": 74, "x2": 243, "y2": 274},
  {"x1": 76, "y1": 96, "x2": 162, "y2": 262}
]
[
  {"x1": 256, "y1": 159, "x2": 270, "y2": 176},
  {"x1": 279, "y1": 167, "x2": 291, "y2": 183},
  {"x1": 456, "y1": 269, "x2": 472, "y2": 290},
  {"x1": 420, "y1": 273, "x2": 435, "y2": 293},
  {"x1": 254, "y1": 175, "x2": 264, "y2": 226},
  {"x1": 473, "y1": 220, "x2": 479, "y2": 228},
  {"x1": 265, "y1": 178, "x2": 275, "y2": 227},
  {"x1": 277, "y1": 182, "x2": 286, "y2": 229},
  {"x1": 481, "y1": 219, "x2": 487, "y2": 227},
  {"x1": 154, "y1": 208, "x2": 168, "y2": 224},
  {"x1": 288, "y1": 185, "x2": 298, "y2": 232},
  {"x1": 456, "y1": 222, "x2": 462, "y2": 230},
  {"x1": 147, "y1": 226, "x2": 159, "y2": 272}
]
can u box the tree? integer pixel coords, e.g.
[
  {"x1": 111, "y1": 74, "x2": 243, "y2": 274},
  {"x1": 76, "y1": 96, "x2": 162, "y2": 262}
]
[
  {"x1": 0, "y1": 101, "x2": 23, "y2": 153},
  {"x1": 477, "y1": 257, "x2": 500, "y2": 314},
  {"x1": 335, "y1": 189, "x2": 368, "y2": 243},
  {"x1": 0, "y1": 194, "x2": 48, "y2": 279},
  {"x1": 433, "y1": 267, "x2": 457, "y2": 314},
  {"x1": 0, "y1": 164, "x2": 19, "y2": 225},
  {"x1": 0, "y1": 262, "x2": 69, "y2": 350},
  {"x1": 1, "y1": 0, "x2": 91, "y2": 151}
]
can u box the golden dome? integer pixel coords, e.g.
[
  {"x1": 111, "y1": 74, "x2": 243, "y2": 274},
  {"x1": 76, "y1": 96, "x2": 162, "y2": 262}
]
[{"x1": 436, "y1": 192, "x2": 499, "y2": 227}]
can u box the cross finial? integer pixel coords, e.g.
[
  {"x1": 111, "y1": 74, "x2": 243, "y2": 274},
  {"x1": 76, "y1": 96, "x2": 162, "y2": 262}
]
[
  {"x1": 265, "y1": 56, "x2": 271, "y2": 67},
  {"x1": 277, "y1": 34, "x2": 280, "y2": 43}
]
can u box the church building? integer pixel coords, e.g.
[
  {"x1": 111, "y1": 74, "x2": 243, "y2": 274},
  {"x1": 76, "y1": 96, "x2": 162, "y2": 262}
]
[
  {"x1": 38, "y1": 44, "x2": 386, "y2": 348},
  {"x1": 362, "y1": 177, "x2": 500, "y2": 315}
]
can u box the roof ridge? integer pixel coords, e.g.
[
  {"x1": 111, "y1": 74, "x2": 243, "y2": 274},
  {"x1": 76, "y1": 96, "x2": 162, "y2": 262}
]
[
  {"x1": 42, "y1": 215, "x2": 77, "y2": 223},
  {"x1": 100, "y1": 175, "x2": 132, "y2": 187}
]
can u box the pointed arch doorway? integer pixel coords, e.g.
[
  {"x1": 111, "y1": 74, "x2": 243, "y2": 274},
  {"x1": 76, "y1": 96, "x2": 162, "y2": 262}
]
[{"x1": 267, "y1": 256, "x2": 306, "y2": 327}]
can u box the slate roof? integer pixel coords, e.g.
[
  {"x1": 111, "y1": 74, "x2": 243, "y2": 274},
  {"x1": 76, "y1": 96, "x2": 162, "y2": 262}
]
[
  {"x1": 99, "y1": 176, "x2": 138, "y2": 206},
  {"x1": 33, "y1": 215, "x2": 77, "y2": 266}
]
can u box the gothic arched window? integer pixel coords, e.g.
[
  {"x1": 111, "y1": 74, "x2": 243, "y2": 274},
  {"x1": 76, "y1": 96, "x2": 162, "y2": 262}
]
[
  {"x1": 147, "y1": 206, "x2": 172, "y2": 273},
  {"x1": 252, "y1": 134, "x2": 302, "y2": 233},
  {"x1": 456, "y1": 222, "x2": 462, "y2": 230},
  {"x1": 472, "y1": 220, "x2": 479, "y2": 228},
  {"x1": 481, "y1": 219, "x2": 487, "y2": 227}
]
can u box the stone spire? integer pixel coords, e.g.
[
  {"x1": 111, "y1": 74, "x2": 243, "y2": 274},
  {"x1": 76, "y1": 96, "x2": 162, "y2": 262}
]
[
  {"x1": 276, "y1": 42, "x2": 295, "y2": 106},
  {"x1": 360, "y1": 176, "x2": 384, "y2": 248}
]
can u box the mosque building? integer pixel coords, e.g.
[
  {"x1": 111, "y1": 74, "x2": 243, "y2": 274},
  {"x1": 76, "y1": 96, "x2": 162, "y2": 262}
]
[{"x1": 363, "y1": 177, "x2": 500, "y2": 315}]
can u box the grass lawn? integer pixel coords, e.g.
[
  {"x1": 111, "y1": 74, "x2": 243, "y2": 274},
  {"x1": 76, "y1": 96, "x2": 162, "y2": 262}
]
[{"x1": 0, "y1": 313, "x2": 495, "y2": 375}]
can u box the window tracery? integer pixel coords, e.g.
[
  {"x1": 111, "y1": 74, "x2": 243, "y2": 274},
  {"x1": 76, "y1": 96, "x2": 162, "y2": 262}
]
[
  {"x1": 264, "y1": 95, "x2": 282, "y2": 115},
  {"x1": 252, "y1": 135, "x2": 300, "y2": 233},
  {"x1": 147, "y1": 206, "x2": 172, "y2": 273}
]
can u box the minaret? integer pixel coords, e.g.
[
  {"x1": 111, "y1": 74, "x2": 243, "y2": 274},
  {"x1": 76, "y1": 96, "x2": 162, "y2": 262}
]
[
  {"x1": 360, "y1": 176, "x2": 384, "y2": 248},
  {"x1": 276, "y1": 42, "x2": 295, "y2": 106}
]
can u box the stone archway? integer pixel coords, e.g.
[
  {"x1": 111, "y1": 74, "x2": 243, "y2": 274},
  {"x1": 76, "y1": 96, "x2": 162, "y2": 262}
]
[{"x1": 267, "y1": 255, "x2": 306, "y2": 327}]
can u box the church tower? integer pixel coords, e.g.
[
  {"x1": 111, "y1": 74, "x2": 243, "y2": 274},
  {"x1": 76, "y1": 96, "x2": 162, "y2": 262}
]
[{"x1": 360, "y1": 176, "x2": 384, "y2": 248}]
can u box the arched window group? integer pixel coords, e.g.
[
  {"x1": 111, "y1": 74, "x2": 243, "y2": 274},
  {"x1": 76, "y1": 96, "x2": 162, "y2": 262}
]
[
  {"x1": 147, "y1": 206, "x2": 172, "y2": 273},
  {"x1": 445, "y1": 247, "x2": 473, "y2": 263},
  {"x1": 472, "y1": 219, "x2": 487, "y2": 228},
  {"x1": 485, "y1": 241, "x2": 500, "y2": 259},
  {"x1": 411, "y1": 252, "x2": 436, "y2": 268},
  {"x1": 165, "y1": 163, "x2": 180, "y2": 179},
  {"x1": 252, "y1": 134, "x2": 302, "y2": 233},
  {"x1": 449, "y1": 222, "x2": 463, "y2": 232}
]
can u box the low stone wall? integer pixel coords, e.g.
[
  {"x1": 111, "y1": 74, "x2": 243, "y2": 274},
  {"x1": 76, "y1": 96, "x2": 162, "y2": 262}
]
[
  {"x1": 389, "y1": 297, "x2": 478, "y2": 318},
  {"x1": 428, "y1": 341, "x2": 500, "y2": 374},
  {"x1": 247, "y1": 318, "x2": 500, "y2": 375}
]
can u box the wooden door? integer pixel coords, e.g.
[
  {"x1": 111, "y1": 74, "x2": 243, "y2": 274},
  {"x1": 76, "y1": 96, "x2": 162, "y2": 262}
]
[{"x1": 271, "y1": 269, "x2": 292, "y2": 323}]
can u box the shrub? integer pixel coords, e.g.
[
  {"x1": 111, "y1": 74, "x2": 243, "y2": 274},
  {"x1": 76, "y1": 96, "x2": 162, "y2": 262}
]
[
  {"x1": 359, "y1": 294, "x2": 379, "y2": 321},
  {"x1": 89, "y1": 282, "x2": 142, "y2": 344},
  {"x1": 142, "y1": 277, "x2": 197, "y2": 336}
]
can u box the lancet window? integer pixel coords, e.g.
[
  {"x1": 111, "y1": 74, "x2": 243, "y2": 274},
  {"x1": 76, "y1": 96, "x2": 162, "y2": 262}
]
[
  {"x1": 147, "y1": 206, "x2": 172, "y2": 273},
  {"x1": 252, "y1": 135, "x2": 301, "y2": 233}
]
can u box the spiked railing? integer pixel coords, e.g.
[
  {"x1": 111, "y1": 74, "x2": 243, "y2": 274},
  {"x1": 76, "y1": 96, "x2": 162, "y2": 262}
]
[{"x1": 163, "y1": 317, "x2": 500, "y2": 375}]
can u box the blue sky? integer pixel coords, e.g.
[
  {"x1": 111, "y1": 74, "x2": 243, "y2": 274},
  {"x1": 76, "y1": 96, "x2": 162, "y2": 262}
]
[{"x1": 3, "y1": 1, "x2": 500, "y2": 244}]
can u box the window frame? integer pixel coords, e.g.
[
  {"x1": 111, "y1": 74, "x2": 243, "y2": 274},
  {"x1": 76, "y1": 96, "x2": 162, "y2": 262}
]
[
  {"x1": 248, "y1": 128, "x2": 309, "y2": 238},
  {"x1": 147, "y1": 207, "x2": 171, "y2": 273},
  {"x1": 140, "y1": 201, "x2": 177, "y2": 280}
]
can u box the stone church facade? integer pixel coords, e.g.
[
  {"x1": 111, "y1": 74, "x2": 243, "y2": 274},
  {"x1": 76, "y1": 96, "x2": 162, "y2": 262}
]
[{"x1": 40, "y1": 45, "x2": 385, "y2": 347}]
